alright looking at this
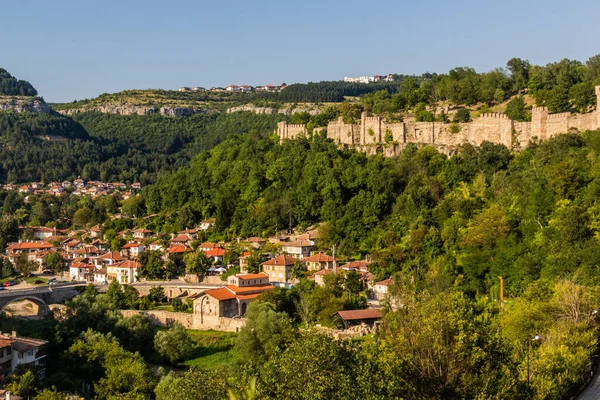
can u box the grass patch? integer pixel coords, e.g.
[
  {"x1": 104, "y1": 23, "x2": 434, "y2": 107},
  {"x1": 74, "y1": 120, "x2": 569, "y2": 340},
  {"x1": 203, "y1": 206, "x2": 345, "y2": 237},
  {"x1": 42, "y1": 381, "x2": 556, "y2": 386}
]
[
  {"x1": 153, "y1": 305, "x2": 175, "y2": 312},
  {"x1": 24, "y1": 277, "x2": 48, "y2": 284},
  {"x1": 183, "y1": 330, "x2": 238, "y2": 369}
]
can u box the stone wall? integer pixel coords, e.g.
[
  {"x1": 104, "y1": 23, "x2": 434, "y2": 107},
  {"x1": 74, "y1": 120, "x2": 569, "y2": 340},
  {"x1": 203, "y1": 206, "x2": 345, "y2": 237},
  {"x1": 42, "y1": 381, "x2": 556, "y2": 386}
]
[
  {"x1": 120, "y1": 309, "x2": 245, "y2": 332},
  {"x1": 277, "y1": 121, "x2": 307, "y2": 142},
  {"x1": 276, "y1": 86, "x2": 600, "y2": 154}
]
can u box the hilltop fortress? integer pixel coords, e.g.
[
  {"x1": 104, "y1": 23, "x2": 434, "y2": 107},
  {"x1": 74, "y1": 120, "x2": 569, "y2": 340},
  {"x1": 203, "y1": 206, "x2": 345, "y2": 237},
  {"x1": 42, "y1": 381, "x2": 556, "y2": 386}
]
[{"x1": 277, "y1": 86, "x2": 600, "y2": 155}]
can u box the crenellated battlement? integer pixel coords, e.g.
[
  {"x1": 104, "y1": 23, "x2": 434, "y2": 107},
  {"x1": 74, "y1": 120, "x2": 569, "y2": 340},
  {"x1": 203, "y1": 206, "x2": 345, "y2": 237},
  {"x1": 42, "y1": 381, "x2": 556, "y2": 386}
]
[
  {"x1": 478, "y1": 112, "x2": 509, "y2": 119},
  {"x1": 276, "y1": 86, "x2": 600, "y2": 155},
  {"x1": 547, "y1": 112, "x2": 571, "y2": 120}
]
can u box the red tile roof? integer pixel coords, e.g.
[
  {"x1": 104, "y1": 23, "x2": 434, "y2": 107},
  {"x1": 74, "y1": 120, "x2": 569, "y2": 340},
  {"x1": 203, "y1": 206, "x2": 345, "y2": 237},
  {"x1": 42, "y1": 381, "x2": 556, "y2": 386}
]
[
  {"x1": 168, "y1": 244, "x2": 190, "y2": 254},
  {"x1": 100, "y1": 251, "x2": 125, "y2": 261},
  {"x1": 303, "y1": 253, "x2": 334, "y2": 262},
  {"x1": 335, "y1": 309, "x2": 383, "y2": 321},
  {"x1": 374, "y1": 278, "x2": 394, "y2": 286},
  {"x1": 236, "y1": 273, "x2": 268, "y2": 280},
  {"x1": 9, "y1": 241, "x2": 53, "y2": 251},
  {"x1": 205, "y1": 248, "x2": 225, "y2": 257},
  {"x1": 205, "y1": 287, "x2": 236, "y2": 301},
  {"x1": 262, "y1": 254, "x2": 297, "y2": 267}
]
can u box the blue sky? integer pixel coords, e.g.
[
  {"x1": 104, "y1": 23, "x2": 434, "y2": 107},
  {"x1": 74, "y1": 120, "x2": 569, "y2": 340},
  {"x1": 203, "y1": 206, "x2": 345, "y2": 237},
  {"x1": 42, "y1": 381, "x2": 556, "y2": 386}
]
[{"x1": 2, "y1": 0, "x2": 600, "y2": 102}]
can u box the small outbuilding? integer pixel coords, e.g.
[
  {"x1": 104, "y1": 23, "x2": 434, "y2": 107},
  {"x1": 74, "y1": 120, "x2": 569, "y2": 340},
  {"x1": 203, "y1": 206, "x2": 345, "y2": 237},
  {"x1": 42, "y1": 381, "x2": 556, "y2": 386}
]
[{"x1": 333, "y1": 309, "x2": 383, "y2": 329}]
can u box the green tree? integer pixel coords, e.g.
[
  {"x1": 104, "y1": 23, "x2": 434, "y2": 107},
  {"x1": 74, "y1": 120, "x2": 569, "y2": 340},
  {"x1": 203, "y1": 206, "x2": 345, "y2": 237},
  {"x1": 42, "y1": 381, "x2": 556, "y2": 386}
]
[
  {"x1": 0, "y1": 215, "x2": 19, "y2": 251},
  {"x1": 155, "y1": 369, "x2": 229, "y2": 400},
  {"x1": 453, "y1": 108, "x2": 472, "y2": 123},
  {"x1": 235, "y1": 301, "x2": 296, "y2": 366},
  {"x1": 5, "y1": 368, "x2": 39, "y2": 398},
  {"x1": 0, "y1": 257, "x2": 14, "y2": 279},
  {"x1": 14, "y1": 253, "x2": 38, "y2": 277},
  {"x1": 153, "y1": 322, "x2": 195, "y2": 364},
  {"x1": 139, "y1": 250, "x2": 165, "y2": 280},
  {"x1": 42, "y1": 252, "x2": 65, "y2": 275},
  {"x1": 505, "y1": 95, "x2": 528, "y2": 121},
  {"x1": 184, "y1": 250, "x2": 212, "y2": 276}
]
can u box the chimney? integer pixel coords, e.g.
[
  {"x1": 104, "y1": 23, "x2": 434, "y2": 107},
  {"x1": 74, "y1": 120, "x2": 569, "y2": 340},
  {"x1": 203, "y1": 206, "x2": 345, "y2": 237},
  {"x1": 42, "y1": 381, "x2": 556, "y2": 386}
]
[
  {"x1": 6, "y1": 390, "x2": 11, "y2": 400},
  {"x1": 11, "y1": 331, "x2": 16, "y2": 338}
]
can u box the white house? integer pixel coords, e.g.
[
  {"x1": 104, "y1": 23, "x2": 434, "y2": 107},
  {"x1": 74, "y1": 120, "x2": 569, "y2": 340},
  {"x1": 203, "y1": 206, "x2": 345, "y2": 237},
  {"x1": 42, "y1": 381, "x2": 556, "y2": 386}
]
[{"x1": 0, "y1": 331, "x2": 47, "y2": 380}]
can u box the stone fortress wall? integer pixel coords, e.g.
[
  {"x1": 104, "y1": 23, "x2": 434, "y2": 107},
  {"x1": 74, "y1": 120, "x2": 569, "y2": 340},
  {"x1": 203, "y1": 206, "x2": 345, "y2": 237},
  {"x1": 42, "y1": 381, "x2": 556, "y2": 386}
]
[{"x1": 277, "y1": 86, "x2": 600, "y2": 155}]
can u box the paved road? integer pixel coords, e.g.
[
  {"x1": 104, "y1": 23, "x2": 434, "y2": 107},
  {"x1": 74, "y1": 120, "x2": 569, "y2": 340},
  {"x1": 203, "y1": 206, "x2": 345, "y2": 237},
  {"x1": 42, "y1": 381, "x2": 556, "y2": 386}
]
[{"x1": 576, "y1": 368, "x2": 599, "y2": 400}]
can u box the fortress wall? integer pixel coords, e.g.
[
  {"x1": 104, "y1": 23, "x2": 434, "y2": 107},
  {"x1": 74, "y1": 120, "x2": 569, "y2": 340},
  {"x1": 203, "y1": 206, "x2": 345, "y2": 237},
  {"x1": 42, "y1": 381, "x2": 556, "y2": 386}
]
[
  {"x1": 362, "y1": 114, "x2": 383, "y2": 144},
  {"x1": 384, "y1": 123, "x2": 406, "y2": 143},
  {"x1": 278, "y1": 86, "x2": 600, "y2": 155},
  {"x1": 327, "y1": 118, "x2": 360, "y2": 145},
  {"x1": 568, "y1": 112, "x2": 599, "y2": 133},
  {"x1": 405, "y1": 122, "x2": 434, "y2": 144},
  {"x1": 432, "y1": 122, "x2": 467, "y2": 147},
  {"x1": 545, "y1": 112, "x2": 570, "y2": 138},
  {"x1": 277, "y1": 121, "x2": 307, "y2": 142},
  {"x1": 464, "y1": 114, "x2": 513, "y2": 147},
  {"x1": 514, "y1": 121, "x2": 533, "y2": 148},
  {"x1": 532, "y1": 107, "x2": 549, "y2": 141}
]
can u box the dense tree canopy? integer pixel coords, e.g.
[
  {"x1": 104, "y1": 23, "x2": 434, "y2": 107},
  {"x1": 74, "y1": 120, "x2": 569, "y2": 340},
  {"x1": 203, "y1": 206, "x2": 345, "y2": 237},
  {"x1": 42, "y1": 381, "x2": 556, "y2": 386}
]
[{"x1": 0, "y1": 68, "x2": 37, "y2": 96}]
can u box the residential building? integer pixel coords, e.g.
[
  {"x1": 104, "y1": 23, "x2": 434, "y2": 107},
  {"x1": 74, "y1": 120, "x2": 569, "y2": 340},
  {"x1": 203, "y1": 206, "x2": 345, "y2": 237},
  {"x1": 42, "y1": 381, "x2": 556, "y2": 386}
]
[
  {"x1": 372, "y1": 278, "x2": 393, "y2": 300},
  {"x1": 281, "y1": 240, "x2": 314, "y2": 259},
  {"x1": 246, "y1": 237, "x2": 266, "y2": 249},
  {"x1": 205, "y1": 247, "x2": 225, "y2": 264},
  {"x1": 113, "y1": 260, "x2": 139, "y2": 284},
  {"x1": 261, "y1": 254, "x2": 297, "y2": 288},
  {"x1": 303, "y1": 252, "x2": 335, "y2": 271},
  {"x1": 132, "y1": 228, "x2": 153, "y2": 239},
  {"x1": 195, "y1": 273, "x2": 274, "y2": 318},
  {"x1": 120, "y1": 242, "x2": 146, "y2": 258},
  {"x1": 0, "y1": 331, "x2": 47, "y2": 380},
  {"x1": 200, "y1": 218, "x2": 216, "y2": 231}
]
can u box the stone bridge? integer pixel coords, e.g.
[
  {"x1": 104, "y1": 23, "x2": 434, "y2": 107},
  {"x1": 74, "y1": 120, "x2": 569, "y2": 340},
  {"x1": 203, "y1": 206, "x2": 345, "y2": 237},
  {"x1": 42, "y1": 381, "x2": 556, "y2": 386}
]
[{"x1": 0, "y1": 284, "x2": 83, "y2": 314}]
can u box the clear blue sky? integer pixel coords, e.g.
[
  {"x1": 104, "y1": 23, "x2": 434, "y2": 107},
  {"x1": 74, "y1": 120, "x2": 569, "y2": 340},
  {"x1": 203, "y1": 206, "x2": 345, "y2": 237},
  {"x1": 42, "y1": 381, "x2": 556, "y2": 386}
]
[{"x1": 2, "y1": 0, "x2": 600, "y2": 102}]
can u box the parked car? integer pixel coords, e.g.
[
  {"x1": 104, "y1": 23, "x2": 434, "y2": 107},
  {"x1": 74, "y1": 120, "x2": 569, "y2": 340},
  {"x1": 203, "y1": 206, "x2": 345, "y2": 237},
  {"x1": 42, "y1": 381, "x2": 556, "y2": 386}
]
[
  {"x1": 33, "y1": 280, "x2": 44, "y2": 284},
  {"x1": 42, "y1": 270, "x2": 53, "y2": 275},
  {"x1": 2, "y1": 281, "x2": 13, "y2": 287},
  {"x1": 0, "y1": 286, "x2": 5, "y2": 290}
]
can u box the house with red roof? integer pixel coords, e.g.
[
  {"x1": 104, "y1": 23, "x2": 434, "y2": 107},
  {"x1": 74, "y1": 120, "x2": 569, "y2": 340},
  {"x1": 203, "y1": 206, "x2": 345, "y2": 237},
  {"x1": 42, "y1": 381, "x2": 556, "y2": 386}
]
[
  {"x1": 120, "y1": 242, "x2": 146, "y2": 258},
  {"x1": 132, "y1": 228, "x2": 153, "y2": 239},
  {"x1": 261, "y1": 254, "x2": 298, "y2": 288},
  {"x1": 303, "y1": 252, "x2": 335, "y2": 271},
  {"x1": 205, "y1": 247, "x2": 225, "y2": 264},
  {"x1": 194, "y1": 272, "x2": 274, "y2": 318}
]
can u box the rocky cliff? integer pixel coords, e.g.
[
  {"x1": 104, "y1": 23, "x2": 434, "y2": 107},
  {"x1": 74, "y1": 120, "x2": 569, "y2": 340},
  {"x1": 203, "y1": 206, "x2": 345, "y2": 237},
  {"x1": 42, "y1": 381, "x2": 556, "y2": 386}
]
[
  {"x1": 0, "y1": 96, "x2": 51, "y2": 113},
  {"x1": 58, "y1": 104, "x2": 206, "y2": 117}
]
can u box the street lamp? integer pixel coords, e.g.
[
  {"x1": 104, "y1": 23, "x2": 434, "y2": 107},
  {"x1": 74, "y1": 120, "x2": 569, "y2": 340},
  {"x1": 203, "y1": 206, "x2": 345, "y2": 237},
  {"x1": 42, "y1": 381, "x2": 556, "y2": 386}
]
[{"x1": 527, "y1": 335, "x2": 541, "y2": 384}]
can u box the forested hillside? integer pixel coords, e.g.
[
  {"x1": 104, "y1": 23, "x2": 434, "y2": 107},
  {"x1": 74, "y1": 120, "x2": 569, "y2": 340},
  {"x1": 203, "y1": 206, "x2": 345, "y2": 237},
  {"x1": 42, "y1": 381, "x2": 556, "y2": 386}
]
[
  {"x1": 0, "y1": 68, "x2": 37, "y2": 96},
  {"x1": 0, "y1": 111, "x2": 283, "y2": 183},
  {"x1": 145, "y1": 129, "x2": 600, "y2": 295}
]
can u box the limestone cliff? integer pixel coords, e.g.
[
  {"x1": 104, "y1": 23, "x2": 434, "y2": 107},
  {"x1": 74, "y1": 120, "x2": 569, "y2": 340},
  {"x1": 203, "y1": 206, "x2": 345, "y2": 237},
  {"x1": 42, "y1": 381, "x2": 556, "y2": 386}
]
[
  {"x1": 0, "y1": 96, "x2": 50, "y2": 113},
  {"x1": 58, "y1": 104, "x2": 206, "y2": 117},
  {"x1": 227, "y1": 103, "x2": 322, "y2": 115}
]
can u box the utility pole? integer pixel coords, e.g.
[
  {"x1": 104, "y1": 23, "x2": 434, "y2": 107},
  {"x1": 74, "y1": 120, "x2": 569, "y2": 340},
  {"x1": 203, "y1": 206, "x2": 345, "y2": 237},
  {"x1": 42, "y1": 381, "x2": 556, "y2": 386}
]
[
  {"x1": 332, "y1": 244, "x2": 337, "y2": 273},
  {"x1": 498, "y1": 276, "x2": 504, "y2": 310}
]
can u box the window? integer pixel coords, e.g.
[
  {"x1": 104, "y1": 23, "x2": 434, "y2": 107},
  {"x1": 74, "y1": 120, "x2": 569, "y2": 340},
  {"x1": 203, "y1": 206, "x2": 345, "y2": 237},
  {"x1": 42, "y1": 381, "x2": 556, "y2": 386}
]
[{"x1": 7, "y1": 348, "x2": 11, "y2": 355}]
